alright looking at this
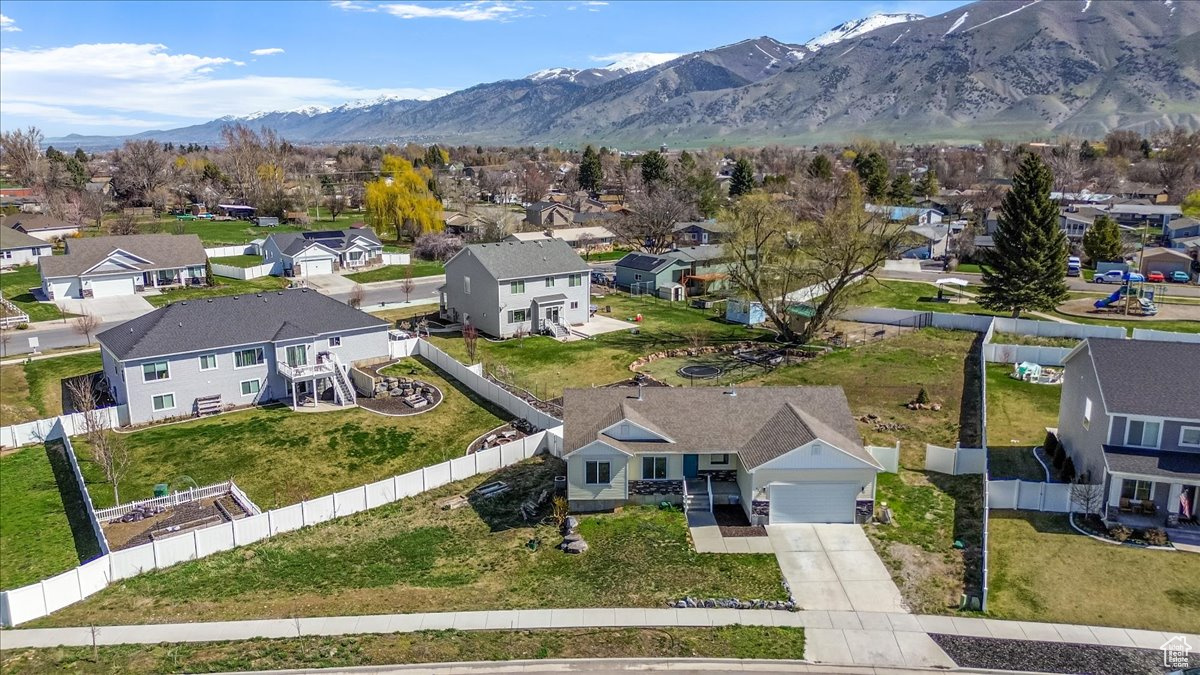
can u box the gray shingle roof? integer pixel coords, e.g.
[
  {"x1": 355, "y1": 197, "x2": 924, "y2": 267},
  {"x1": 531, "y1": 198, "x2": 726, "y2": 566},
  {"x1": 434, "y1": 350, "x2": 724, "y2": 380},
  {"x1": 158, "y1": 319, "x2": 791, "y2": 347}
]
[
  {"x1": 0, "y1": 226, "x2": 50, "y2": 251},
  {"x1": 97, "y1": 288, "x2": 388, "y2": 361},
  {"x1": 1082, "y1": 338, "x2": 1200, "y2": 419},
  {"x1": 563, "y1": 386, "x2": 878, "y2": 470},
  {"x1": 666, "y1": 245, "x2": 728, "y2": 263},
  {"x1": 2, "y1": 214, "x2": 76, "y2": 233},
  {"x1": 455, "y1": 239, "x2": 589, "y2": 281},
  {"x1": 267, "y1": 228, "x2": 381, "y2": 256},
  {"x1": 1103, "y1": 446, "x2": 1200, "y2": 480},
  {"x1": 39, "y1": 234, "x2": 207, "y2": 278}
]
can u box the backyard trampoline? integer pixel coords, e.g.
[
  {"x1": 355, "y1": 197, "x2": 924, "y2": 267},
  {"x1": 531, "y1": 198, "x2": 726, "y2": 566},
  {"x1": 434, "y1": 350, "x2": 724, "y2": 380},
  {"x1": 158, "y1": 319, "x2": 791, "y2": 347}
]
[{"x1": 678, "y1": 364, "x2": 723, "y2": 379}]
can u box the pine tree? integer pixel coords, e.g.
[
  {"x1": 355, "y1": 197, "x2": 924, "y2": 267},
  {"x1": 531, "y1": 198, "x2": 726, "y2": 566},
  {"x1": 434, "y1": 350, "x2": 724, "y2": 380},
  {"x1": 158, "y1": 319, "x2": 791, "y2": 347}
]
[
  {"x1": 888, "y1": 173, "x2": 913, "y2": 205},
  {"x1": 852, "y1": 151, "x2": 889, "y2": 200},
  {"x1": 1139, "y1": 138, "x2": 1153, "y2": 158},
  {"x1": 1079, "y1": 140, "x2": 1096, "y2": 162},
  {"x1": 978, "y1": 154, "x2": 1070, "y2": 318},
  {"x1": 728, "y1": 158, "x2": 755, "y2": 197},
  {"x1": 1082, "y1": 215, "x2": 1123, "y2": 267},
  {"x1": 578, "y1": 145, "x2": 603, "y2": 192},
  {"x1": 807, "y1": 154, "x2": 833, "y2": 180},
  {"x1": 917, "y1": 170, "x2": 939, "y2": 199},
  {"x1": 640, "y1": 150, "x2": 669, "y2": 186}
]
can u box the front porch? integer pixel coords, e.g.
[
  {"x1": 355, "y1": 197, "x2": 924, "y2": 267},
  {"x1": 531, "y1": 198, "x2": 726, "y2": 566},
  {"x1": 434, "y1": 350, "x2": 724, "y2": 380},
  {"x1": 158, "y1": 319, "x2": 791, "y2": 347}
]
[
  {"x1": 136, "y1": 266, "x2": 206, "y2": 292},
  {"x1": 1105, "y1": 472, "x2": 1200, "y2": 546}
]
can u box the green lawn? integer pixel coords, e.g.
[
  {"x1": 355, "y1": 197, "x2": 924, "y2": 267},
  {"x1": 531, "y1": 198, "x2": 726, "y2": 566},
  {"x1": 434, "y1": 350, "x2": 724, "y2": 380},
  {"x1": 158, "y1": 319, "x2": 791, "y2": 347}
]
[
  {"x1": 985, "y1": 365, "x2": 1060, "y2": 481},
  {"x1": 144, "y1": 275, "x2": 289, "y2": 308},
  {"x1": 208, "y1": 254, "x2": 264, "y2": 268},
  {"x1": 0, "y1": 442, "x2": 97, "y2": 589},
  {"x1": 1047, "y1": 310, "x2": 1200, "y2": 335},
  {"x1": 75, "y1": 357, "x2": 506, "y2": 510},
  {"x1": 1, "y1": 626, "x2": 806, "y2": 672},
  {"x1": 344, "y1": 259, "x2": 445, "y2": 283},
  {"x1": 0, "y1": 265, "x2": 70, "y2": 322},
  {"x1": 39, "y1": 457, "x2": 786, "y2": 627},
  {"x1": 152, "y1": 220, "x2": 306, "y2": 246},
  {"x1": 855, "y1": 280, "x2": 1004, "y2": 317},
  {"x1": 990, "y1": 333, "x2": 1080, "y2": 348},
  {"x1": 988, "y1": 511, "x2": 1200, "y2": 632},
  {"x1": 581, "y1": 249, "x2": 631, "y2": 262},
  {"x1": 0, "y1": 352, "x2": 103, "y2": 425}
]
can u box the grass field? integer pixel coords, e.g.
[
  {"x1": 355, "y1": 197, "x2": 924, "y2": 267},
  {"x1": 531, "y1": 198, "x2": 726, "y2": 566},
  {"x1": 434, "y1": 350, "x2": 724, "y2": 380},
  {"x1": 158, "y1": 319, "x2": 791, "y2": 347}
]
[
  {"x1": 38, "y1": 457, "x2": 786, "y2": 627},
  {"x1": 144, "y1": 275, "x2": 289, "y2": 308},
  {"x1": 0, "y1": 626, "x2": 806, "y2": 672},
  {"x1": 140, "y1": 220, "x2": 306, "y2": 246},
  {"x1": 0, "y1": 443, "x2": 92, "y2": 589},
  {"x1": 344, "y1": 259, "x2": 445, "y2": 283},
  {"x1": 0, "y1": 352, "x2": 103, "y2": 425},
  {"x1": 208, "y1": 254, "x2": 264, "y2": 268},
  {"x1": 855, "y1": 280, "x2": 1003, "y2": 317},
  {"x1": 75, "y1": 357, "x2": 506, "y2": 509},
  {"x1": 988, "y1": 511, "x2": 1200, "y2": 632},
  {"x1": 581, "y1": 249, "x2": 631, "y2": 262},
  {"x1": 985, "y1": 364, "x2": 1061, "y2": 481},
  {"x1": 0, "y1": 265, "x2": 70, "y2": 322}
]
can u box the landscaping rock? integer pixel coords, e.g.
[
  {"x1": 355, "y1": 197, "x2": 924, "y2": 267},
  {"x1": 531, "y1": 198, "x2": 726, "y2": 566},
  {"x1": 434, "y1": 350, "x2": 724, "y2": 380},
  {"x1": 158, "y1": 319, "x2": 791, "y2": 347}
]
[
  {"x1": 562, "y1": 533, "x2": 583, "y2": 544},
  {"x1": 564, "y1": 540, "x2": 589, "y2": 554}
]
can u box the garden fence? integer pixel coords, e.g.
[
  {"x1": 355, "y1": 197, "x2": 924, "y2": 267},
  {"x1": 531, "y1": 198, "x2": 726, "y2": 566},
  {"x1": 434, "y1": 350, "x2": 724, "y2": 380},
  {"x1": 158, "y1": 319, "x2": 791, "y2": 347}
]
[
  {"x1": 0, "y1": 406, "x2": 127, "y2": 450},
  {"x1": 924, "y1": 443, "x2": 987, "y2": 476},
  {"x1": 988, "y1": 480, "x2": 1086, "y2": 513},
  {"x1": 210, "y1": 262, "x2": 275, "y2": 281},
  {"x1": 93, "y1": 481, "x2": 259, "y2": 521}
]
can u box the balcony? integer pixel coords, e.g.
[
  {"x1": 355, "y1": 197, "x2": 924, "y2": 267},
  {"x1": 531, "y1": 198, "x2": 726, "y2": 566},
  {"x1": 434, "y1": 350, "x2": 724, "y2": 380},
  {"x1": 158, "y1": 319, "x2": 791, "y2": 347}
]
[{"x1": 277, "y1": 360, "x2": 335, "y2": 380}]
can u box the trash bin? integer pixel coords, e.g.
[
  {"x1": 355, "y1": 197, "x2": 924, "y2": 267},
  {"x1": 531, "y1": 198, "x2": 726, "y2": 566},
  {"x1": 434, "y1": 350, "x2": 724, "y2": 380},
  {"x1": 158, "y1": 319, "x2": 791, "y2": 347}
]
[{"x1": 153, "y1": 483, "x2": 169, "y2": 498}]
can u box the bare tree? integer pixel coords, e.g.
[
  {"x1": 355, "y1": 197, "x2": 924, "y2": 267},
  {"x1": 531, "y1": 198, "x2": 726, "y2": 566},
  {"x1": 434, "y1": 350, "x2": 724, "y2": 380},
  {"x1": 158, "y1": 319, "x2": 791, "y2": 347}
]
[
  {"x1": 348, "y1": 284, "x2": 366, "y2": 309},
  {"x1": 617, "y1": 186, "x2": 696, "y2": 254},
  {"x1": 65, "y1": 376, "x2": 130, "y2": 504},
  {"x1": 1070, "y1": 477, "x2": 1104, "y2": 516},
  {"x1": 0, "y1": 327, "x2": 10, "y2": 358},
  {"x1": 73, "y1": 312, "x2": 101, "y2": 345},
  {"x1": 463, "y1": 322, "x2": 479, "y2": 363},
  {"x1": 108, "y1": 214, "x2": 139, "y2": 236},
  {"x1": 112, "y1": 139, "x2": 172, "y2": 207},
  {"x1": 0, "y1": 126, "x2": 46, "y2": 188},
  {"x1": 400, "y1": 263, "x2": 415, "y2": 303},
  {"x1": 577, "y1": 232, "x2": 597, "y2": 260}
]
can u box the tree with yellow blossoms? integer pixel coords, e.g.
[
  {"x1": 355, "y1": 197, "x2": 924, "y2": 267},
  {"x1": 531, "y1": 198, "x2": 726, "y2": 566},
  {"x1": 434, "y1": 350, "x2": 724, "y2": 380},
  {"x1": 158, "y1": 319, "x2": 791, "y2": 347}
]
[{"x1": 365, "y1": 155, "x2": 443, "y2": 240}]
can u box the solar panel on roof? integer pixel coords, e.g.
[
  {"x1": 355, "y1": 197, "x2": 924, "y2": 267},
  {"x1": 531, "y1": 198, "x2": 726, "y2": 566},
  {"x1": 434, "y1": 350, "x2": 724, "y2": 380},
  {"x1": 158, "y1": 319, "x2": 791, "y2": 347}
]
[{"x1": 620, "y1": 254, "x2": 666, "y2": 271}]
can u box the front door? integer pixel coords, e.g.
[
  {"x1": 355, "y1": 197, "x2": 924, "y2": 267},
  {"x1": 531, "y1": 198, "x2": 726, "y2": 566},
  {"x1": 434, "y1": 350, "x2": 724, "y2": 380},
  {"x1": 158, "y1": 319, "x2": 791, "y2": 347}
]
[
  {"x1": 683, "y1": 454, "x2": 699, "y2": 479},
  {"x1": 546, "y1": 306, "x2": 560, "y2": 324}
]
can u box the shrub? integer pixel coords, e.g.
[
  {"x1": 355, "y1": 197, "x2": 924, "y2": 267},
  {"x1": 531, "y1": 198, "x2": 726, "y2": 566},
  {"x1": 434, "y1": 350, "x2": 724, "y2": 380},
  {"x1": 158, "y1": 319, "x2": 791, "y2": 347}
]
[
  {"x1": 1052, "y1": 448, "x2": 1066, "y2": 470},
  {"x1": 15, "y1": 322, "x2": 29, "y2": 330},
  {"x1": 1108, "y1": 525, "x2": 1132, "y2": 542},
  {"x1": 551, "y1": 496, "x2": 569, "y2": 528},
  {"x1": 915, "y1": 387, "x2": 929, "y2": 405},
  {"x1": 1043, "y1": 431, "x2": 1060, "y2": 457},
  {"x1": 413, "y1": 232, "x2": 463, "y2": 262},
  {"x1": 1144, "y1": 528, "x2": 1169, "y2": 546},
  {"x1": 1058, "y1": 456, "x2": 1076, "y2": 483}
]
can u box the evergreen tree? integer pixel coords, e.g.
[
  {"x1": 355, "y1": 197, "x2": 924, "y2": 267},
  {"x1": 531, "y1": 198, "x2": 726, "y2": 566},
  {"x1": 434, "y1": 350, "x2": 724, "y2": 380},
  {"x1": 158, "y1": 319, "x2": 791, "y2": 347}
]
[
  {"x1": 677, "y1": 149, "x2": 696, "y2": 176},
  {"x1": 807, "y1": 154, "x2": 833, "y2": 180},
  {"x1": 640, "y1": 150, "x2": 669, "y2": 186},
  {"x1": 978, "y1": 154, "x2": 1070, "y2": 318},
  {"x1": 728, "y1": 158, "x2": 755, "y2": 197},
  {"x1": 917, "y1": 170, "x2": 939, "y2": 199},
  {"x1": 578, "y1": 145, "x2": 603, "y2": 191},
  {"x1": 1082, "y1": 215, "x2": 1123, "y2": 267},
  {"x1": 852, "y1": 151, "x2": 889, "y2": 200},
  {"x1": 1079, "y1": 140, "x2": 1096, "y2": 162},
  {"x1": 887, "y1": 173, "x2": 913, "y2": 205},
  {"x1": 1139, "y1": 138, "x2": 1153, "y2": 159},
  {"x1": 74, "y1": 148, "x2": 89, "y2": 163}
]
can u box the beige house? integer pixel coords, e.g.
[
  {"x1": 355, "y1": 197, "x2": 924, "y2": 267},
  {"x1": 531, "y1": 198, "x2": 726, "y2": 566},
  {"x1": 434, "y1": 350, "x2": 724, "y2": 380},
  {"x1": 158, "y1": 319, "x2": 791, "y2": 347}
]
[
  {"x1": 563, "y1": 386, "x2": 883, "y2": 524},
  {"x1": 507, "y1": 226, "x2": 617, "y2": 253},
  {"x1": 40, "y1": 234, "x2": 208, "y2": 299}
]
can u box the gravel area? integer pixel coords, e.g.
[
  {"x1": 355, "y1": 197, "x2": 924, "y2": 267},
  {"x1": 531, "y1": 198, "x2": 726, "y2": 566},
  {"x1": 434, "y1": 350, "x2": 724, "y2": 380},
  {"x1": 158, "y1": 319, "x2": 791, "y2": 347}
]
[
  {"x1": 931, "y1": 633, "x2": 1176, "y2": 675},
  {"x1": 714, "y1": 505, "x2": 766, "y2": 537},
  {"x1": 468, "y1": 423, "x2": 529, "y2": 454}
]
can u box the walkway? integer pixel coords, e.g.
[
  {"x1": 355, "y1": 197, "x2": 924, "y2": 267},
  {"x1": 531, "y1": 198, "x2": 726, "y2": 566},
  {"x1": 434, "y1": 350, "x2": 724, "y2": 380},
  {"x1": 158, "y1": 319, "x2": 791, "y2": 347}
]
[
  {"x1": 687, "y1": 512, "x2": 773, "y2": 553},
  {"x1": 5, "y1": 609, "x2": 1196, "y2": 670}
]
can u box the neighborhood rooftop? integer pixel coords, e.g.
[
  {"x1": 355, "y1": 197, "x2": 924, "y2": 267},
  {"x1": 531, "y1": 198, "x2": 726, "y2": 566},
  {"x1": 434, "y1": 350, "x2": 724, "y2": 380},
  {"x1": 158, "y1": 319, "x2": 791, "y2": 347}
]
[
  {"x1": 38, "y1": 234, "x2": 207, "y2": 279},
  {"x1": 97, "y1": 288, "x2": 387, "y2": 361},
  {"x1": 0, "y1": 226, "x2": 49, "y2": 251},
  {"x1": 267, "y1": 228, "x2": 381, "y2": 256},
  {"x1": 563, "y1": 385, "x2": 878, "y2": 470},
  {"x1": 1082, "y1": 338, "x2": 1200, "y2": 420},
  {"x1": 458, "y1": 239, "x2": 589, "y2": 280}
]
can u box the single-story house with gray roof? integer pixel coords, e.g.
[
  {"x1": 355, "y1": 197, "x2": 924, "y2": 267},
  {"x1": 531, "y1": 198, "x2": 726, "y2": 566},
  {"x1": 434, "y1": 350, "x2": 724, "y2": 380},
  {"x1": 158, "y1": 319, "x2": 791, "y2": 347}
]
[
  {"x1": 97, "y1": 288, "x2": 389, "y2": 424},
  {"x1": 3, "y1": 214, "x2": 80, "y2": 242},
  {"x1": 439, "y1": 239, "x2": 590, "y2": 339},
  {"x1": 261, "y1": 228, "x2": 383, "y2": 277},
  {"x1": 39, "y1": 234, "x2": 208, "y2": 300},
  {"x1": 0, "y1": 226, "x2": 53, "y2": 268},
  {"x1": 614, "y1": 245, "x2": 732, "y2": 297},
  {"x1": 563, "y1": 385, "x2": 883, "y2": 523}
]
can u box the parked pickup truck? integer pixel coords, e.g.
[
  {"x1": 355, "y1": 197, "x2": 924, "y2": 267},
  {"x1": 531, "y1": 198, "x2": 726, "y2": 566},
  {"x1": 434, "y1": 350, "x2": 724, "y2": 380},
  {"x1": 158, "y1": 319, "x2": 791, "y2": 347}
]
[{"x1": 1093, "y1": 270, "x2": 1145, "y2": 284}]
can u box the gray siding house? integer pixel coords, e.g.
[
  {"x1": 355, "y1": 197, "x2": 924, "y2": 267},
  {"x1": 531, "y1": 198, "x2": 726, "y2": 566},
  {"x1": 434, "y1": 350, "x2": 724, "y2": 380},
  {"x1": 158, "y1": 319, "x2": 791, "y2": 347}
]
[
  {"x1": 97, "y1": 289, "x2": 389, "y2": 425},
  {"x1": 0, "y1": 227, "x2": 52, "y2": 268},
  {"x1": 261, "y1": 228, "x2": 383, "y2": 277},
  {"x1": 439, "y1": 239, "x2": 591, "y2": 339},
  {"x1": 563, "y1": 386, "x2": 882, "y2": 524},
  {"x1": 1057, "y1": 339, "x2": 1200, "y2": 543},
  {"x1": 39, "y1": 234, "x2": 208, "y2": 300},
  {"x1": 614, "y1": 245, "x2": 731, "y2": 297}
]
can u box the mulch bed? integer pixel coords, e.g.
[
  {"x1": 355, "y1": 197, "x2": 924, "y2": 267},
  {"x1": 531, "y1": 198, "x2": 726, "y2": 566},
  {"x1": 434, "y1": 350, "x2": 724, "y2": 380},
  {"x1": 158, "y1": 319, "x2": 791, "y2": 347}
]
[
  {"x1": 357, "y1": 361, "x2": 443, "y2": 416},
  {"x1": 714, "y1": 504, "x2": 765, "y2": 537},
  {"x1": 930, "y1": 633, "x2": 1173, "y2": 675}
]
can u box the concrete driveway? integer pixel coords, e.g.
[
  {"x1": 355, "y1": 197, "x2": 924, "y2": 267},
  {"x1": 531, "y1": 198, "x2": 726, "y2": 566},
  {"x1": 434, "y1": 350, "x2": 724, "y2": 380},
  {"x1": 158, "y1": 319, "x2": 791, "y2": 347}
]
[
  {"x1": 768, "y1": 524, "x2": 907, "y2": 614},
  {"x1": 53, "y1": 295, "x2": 154, "y2": 322},
  {"x1": 303, "y1": 274, "x2": 358, "y2": 294}
]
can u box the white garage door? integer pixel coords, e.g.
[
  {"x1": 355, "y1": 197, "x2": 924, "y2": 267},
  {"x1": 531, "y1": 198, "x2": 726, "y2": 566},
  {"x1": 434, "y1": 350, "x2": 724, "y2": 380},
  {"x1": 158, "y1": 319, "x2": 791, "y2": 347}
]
[
  {"x1": 769, "y1": 483, "x2": 859, "y2": 524},
  {"x1": 49, "y1": 279, "x2": 80, "y2": 300},
  {"x1": 298, "y1": 259, "x2": 333, "y2": 277},
  {"x1": 88, "y1": 276, "x2": 136, "y2": 298}
]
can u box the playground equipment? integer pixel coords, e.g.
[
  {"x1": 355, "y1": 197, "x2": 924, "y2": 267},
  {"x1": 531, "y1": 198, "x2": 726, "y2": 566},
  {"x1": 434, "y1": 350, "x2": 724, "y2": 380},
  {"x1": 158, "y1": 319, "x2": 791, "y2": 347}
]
[{"x1": 1092, "y1": 276, "x2": 1160, "y2": 315}]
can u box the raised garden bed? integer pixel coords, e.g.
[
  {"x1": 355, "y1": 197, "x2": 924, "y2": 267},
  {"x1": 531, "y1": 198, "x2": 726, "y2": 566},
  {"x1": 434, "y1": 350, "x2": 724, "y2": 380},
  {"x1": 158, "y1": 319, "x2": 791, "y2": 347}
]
[{"x1": 102, "y1": 496, "x2": 246, "y2": 551}]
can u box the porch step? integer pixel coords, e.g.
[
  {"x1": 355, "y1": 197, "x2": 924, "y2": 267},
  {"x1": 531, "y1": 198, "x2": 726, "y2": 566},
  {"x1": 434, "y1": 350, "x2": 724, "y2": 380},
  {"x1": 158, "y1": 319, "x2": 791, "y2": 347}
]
[{"x1": 1169, "y1": 527, "x2": 1200, "y2": 547}]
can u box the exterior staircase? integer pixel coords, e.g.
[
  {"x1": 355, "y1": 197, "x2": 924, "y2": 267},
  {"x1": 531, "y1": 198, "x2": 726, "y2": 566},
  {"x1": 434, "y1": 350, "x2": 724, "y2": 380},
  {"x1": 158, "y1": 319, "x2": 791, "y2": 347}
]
[
  {"x1": 548, "y1": 321, "x2": 569, "y2": 339},
  {"x1": 684, "y1": 479, "x2": 710, "y2": 513},
  {"x1": 329, "y1": 354, "x2": 357, "y2": 406}
]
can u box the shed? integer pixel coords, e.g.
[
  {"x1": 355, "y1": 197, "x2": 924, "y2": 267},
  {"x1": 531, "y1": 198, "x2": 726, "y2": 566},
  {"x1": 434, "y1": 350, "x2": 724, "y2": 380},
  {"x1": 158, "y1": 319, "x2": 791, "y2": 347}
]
[{"x1": 726, "y1": 298, "x2": 767, "y2": 325}]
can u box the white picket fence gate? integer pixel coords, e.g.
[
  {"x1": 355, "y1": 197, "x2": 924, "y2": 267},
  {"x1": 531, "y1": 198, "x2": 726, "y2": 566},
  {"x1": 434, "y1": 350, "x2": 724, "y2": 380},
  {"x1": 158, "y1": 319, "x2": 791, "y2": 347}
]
[
  {"x1": 94, "y1": 481, "x2": 260, "y2": 522},
  {"x1": 1, "y1": 406, "x2": 127, "y2": 450},
  {"x1": 987, "y1": 480, "x2": 1094, "y2": 513},
  {"x1": 924, "y1": 443, "x2": 987, "y2": 476}
]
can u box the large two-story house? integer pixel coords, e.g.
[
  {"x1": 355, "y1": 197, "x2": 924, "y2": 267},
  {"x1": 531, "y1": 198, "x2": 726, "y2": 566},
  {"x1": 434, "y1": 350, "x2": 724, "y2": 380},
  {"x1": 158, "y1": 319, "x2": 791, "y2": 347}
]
[
  {"x1": 261, "y1": 228, "x2": 383, "y2": 277},
  {"x1": 439, "y1": 239, "x2": 591, "y2": 339},
  {"x1": 1057, "y1": 338, "x2": 1200, "y2": 543},
  {"x1": 39, "y1": 234, "x2": 208, "y2": 299},
  {"x1": 97, "y1": 289, "x2": 389, "y2": 425},
  {"x1": 563, "y1": 386, "x2": 884, "y2": 524}
]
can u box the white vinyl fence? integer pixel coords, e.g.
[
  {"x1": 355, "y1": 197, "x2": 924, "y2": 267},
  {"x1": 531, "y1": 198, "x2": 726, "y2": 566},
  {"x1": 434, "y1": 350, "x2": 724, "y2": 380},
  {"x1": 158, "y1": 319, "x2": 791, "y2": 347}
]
[
  {"x1": 988, "y1": 480, "x2": 1091, "y2": 513},
  {"x1": 94, "y1": 481, "x2": 261, "y2": 522},
  {"x1": 381, "y1": 252, "x2": 412, "y2": 266},
  {"x1": 1, "y1": 406, "x2": 127, "y2": 450},
  {"x1": 991, "y1": 317, "x2": 1123, "y2": 340},
  {"x1": 984, "y1": 343, "x2": 1074, "y2": 366},
  {"x1": 0, "y1": 430, "x2": 553, "y2": 627},
  {"x1": 0, "y1": 298, "x2": 30, "y2": 328},
  {"x1": 924, "y1": 443, "x2": 987, "y2": 476},
  {"x1": 204, "y1": 245, "x2": 257, "y2": 258},
  {"x1": 54, "y1": 423, "x2": 110, "y2": 556},
  {"x1": 210, "y1": 262, "x2": 276, "y2": 281},
  {"x1": 842, "y1": 307, "x2": 1200, "y2": 344},
  {"x1": 1133, "y1": 328, "x2": 1200, "y2": 343},
  {"x1": 866, "y1": 443, "x2": 900, "y2": 474}
]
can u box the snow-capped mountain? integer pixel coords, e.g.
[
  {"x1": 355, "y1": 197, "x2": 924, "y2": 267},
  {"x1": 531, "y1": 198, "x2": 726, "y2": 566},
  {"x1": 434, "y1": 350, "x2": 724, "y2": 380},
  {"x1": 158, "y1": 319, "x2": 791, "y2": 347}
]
[
  {"x1": 525, "y1": 52, "x2": 682, "y2": 86},
  {"x1": 804, "y1": 12, "x2": 925, "y2": 49}
]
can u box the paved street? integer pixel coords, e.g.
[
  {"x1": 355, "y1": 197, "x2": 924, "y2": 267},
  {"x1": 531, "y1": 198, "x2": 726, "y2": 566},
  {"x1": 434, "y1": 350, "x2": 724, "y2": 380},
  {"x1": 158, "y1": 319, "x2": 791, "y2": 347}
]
[{"x1": 881, "y1": 265, "x2": 1200, "y2": 298}]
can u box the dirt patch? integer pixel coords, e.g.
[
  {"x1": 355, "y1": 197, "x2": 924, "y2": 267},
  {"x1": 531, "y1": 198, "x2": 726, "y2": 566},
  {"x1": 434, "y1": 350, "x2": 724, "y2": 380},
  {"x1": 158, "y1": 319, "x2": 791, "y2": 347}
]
[
  {"x1": 1058, "y1": 297, "x2": 1200, "y2": 322},
  {"x1": 713, "y1": 505, "x2": 765, "y2": 538},
  {"x1": 467, "y1": 423, "x2": 530, "y2": 455},
  {"x1": 102, "y1": 496, "x2": 245, "y2": 550},
  {"x1": 872, "y1": 538, "x2": 964, "y2": 614}
]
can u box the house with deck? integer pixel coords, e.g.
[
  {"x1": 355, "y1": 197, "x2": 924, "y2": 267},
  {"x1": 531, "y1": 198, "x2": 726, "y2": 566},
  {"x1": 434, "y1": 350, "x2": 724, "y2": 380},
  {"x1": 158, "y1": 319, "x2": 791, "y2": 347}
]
[
  {"x1": 97, "y1": 289, "x2": 389, "y2": 425},
  {"x1": 39, "y1": 234, "x2": 208, "y2": 299},
  {"x1": 1056, "y1": 338, "x2": 1200, "y2": 545},
  {"x1": 260, "y1": 228, "x2": 383, "y2": 277},
  {"x1": 563, "y1": 386, "x2": 883, "y2": 524},
  {"x1": 438, "y1": 239, "x2": 591, "y2": 339},
  {"x1": 614, "y1": 245, "x2": 731, "y2": 298}
]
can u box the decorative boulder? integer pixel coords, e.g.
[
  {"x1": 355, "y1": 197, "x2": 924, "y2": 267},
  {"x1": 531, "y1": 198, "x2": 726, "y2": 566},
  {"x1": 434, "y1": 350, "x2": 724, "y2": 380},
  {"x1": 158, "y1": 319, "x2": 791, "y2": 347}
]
[
  {"x1": 562, "y1": 533, "x2": 583, "y2": 544},
  {"x1": 564, "y1": 540, "x2": 589, "y2": 554}
]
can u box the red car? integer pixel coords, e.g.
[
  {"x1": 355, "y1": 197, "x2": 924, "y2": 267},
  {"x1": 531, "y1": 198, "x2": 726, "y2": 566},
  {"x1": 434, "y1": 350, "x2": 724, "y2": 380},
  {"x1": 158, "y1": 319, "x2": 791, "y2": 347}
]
[{"x1": 1147, "y1": 271, "x2": 1166, "y2": 283}]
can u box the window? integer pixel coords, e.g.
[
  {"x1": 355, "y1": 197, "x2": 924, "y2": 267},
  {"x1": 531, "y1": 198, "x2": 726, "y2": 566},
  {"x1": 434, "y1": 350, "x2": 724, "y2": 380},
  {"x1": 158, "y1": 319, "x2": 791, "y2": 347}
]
[
  {"x1": 1082, "y1": 397, "x2": 1092, "y2": 430},
  {"x1": 328, "y1": 336, "x2": 341, "y2": 347},
  {"x1": 1120, "y1": 479, "x2": 1154, "y2": 501},
  {"x1": 152, "y1": 393, "x2": 175, "y2": 411},
  {"x1": 642, "y1": 456, "x2": 668, "y2": 480},
  {"x1": 634, "y1": 273, "x2": 643, "y2": 281},
  {"x1": 142, "y1": 361, "x2": 169, "y2": 382},
  {"x1": 545, "y1": 276, "x2": 555, "y2": 287},
  {"x1": 1126, "y1": 419, "x2": 1161, "y2": 448},
  {"x1": 510, "y1": 280, "x2": 525, "y2": 294},
  {"x1": 198, "y1": 354, "x2": 217, "y2": 371},
  {"x1": 507, "y1": 309, "x2": 527, "y2": 324},
  {"x1": 570, "y1": 301, "x2": 579, "y2": 310},
  {"x1": 285, "y1": 345, "x2": 308, "y2": 367},
  {"x1": 235, "y1": 348, "x2": 265, "y2": 368},
  {"x1": 711, "y1": 453, "x2": 730, "y2": 465},
  {"x1": 464, "y1": 276, "x2": 471, "y2": 294},
  {"x1": 1180, "y1": 427, "x2": 1200, "y2": 448},
  {"x1": 240, "y1": 379, "x2": 262, "y2": 396},
  {"x1": 568, "y1": 274, "x2": 582, "y2": 287},
  {"x1": 585, "y1": 460, "x2": 611, "y2": 485}
]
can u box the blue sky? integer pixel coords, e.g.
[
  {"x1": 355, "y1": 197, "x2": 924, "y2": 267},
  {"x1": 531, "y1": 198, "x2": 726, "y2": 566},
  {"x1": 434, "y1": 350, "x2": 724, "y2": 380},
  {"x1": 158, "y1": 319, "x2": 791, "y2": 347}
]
[{"x1": 0, "y1": 0, "x2": 968, "y2": 137}]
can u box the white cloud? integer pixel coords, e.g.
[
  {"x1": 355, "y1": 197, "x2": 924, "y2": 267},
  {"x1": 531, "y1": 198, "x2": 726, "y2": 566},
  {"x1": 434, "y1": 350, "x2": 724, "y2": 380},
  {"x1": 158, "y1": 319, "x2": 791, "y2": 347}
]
[
  {"x1": 250, "y1": 47, "x2": 285, "y2": 56},
  {"x1": 0, "y1": 43, "x2": 452, "y2": 132},
  {"x1": 330, "y1": 0, "x2": 376, "y2": 10},
  {"x1": 350, "y1": 1, "x2": 529, "y2": 22},
  {"x1": 588, "y1": 52, "x2": 681, "y2": 72},
  {"x1": 1, "y1": 14, "x2": 22, "y2": 32}
]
